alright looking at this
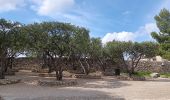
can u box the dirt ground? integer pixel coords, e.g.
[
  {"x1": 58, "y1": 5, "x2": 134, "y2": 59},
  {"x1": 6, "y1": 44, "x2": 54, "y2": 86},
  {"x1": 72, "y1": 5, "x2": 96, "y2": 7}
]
[{"x1": 1, "y1": 70, "x2": 170, "y2": 100}]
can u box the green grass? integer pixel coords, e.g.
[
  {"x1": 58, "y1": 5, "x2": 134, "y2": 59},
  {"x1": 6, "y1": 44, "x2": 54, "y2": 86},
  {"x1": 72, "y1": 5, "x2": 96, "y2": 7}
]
[
  {"x1": 133, "y1": 71, "x2": 151, "y2": 77},
  {"x1": 124, "y1": 72, "x2": 170, "y2": 78},
  {"x1": 160, "y1": 73, "x2": 170, "y2": 78}
]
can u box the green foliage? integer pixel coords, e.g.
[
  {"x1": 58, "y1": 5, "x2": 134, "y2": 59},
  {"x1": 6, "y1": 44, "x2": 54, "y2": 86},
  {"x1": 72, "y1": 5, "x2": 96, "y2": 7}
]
[
  {"x1": 0, "y1": 18, "x2": 23, "y2": 53},
  {"x1": 104, "y1": 41, "x2": 158, "y2": 76},
  {"x1": 71, "y1": 27, "x2": 90, "y2": 57},
  {"x1": 0, "y1": 18, "x2": 24, "y2": 79},
  {"x1": 160, "y1": 73, "x2": 170, "y2": 78},
  {"x1": 0, "y1": 18, "x2": 160, "y2": 79},
  {"x1": 151, "y1": 8, "x2": 170, "y2": 60},
  {"x1": 133, "y1": 71, "x2": 151, "y2": 77},
  {"x1": 23, "y1": 21, "x2": 91, "y2": 79},
  {"x1": 89, "y1": 38, "x2": 103, "y2": 59},
  {"x1": 104, "y1": 41, "x2": 127, "y2": 63}
]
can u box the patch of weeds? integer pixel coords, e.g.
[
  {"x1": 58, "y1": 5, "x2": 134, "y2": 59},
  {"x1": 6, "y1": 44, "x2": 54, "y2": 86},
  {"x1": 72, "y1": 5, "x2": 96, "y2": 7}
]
[
  {"x1": 160, "y1": 73, "x2": 170, "y2": 78},
  {"x1": 133, "y1": 71, "x2": 151, "y2": 78}
]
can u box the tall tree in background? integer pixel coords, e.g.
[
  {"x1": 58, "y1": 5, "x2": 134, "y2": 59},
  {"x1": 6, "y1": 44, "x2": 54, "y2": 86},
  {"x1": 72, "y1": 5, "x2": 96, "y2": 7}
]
[
  {"x1": 104, "y1": 41, "x2": 127, "y2": 71},
  {"x1": 151, "y1": 8, "x2": 170, "y2": 60},
  {"x1": 0, "y1": 19, "x2": 23, "y2": 79},
  {"x1": 71, "y1": 27, "x2": 91, "y2": 75},
  {"x1": 89, "y1": 38, "x2": 106, "y2": 72},
  {"x1": 24, "y1": 22, "x2": 77, "y2": 80},
  {"x1": 124, "y1": 42, "x2": 158, "y2": 76},
  {"x1": 104, "y1": 41, "x2": 158, "y2": 76}
]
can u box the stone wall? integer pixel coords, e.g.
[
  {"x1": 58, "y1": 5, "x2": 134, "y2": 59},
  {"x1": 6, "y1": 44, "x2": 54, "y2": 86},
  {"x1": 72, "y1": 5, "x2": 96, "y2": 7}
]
[
  {"x1": 13, "y1": 58, "x2": 117, "y2": 74},
  {"x1": 13, "y1": 58, "x2": 170, "y2": 74},
  {"x1": 136, "y1": 61, "x2": 170, "y2": 73},
  {"x1": 14, "y1": 58, "x2": 42, "y2": 70}
]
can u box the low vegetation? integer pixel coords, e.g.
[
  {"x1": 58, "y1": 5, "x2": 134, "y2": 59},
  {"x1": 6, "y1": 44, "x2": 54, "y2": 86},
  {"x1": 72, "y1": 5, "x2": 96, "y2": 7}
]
[
  {"x1": 160, "y1": 73, "x2": 170, "y2": 78},
  {"x1": 133, "y1": 71, "x2": 151, "y2": 77}
]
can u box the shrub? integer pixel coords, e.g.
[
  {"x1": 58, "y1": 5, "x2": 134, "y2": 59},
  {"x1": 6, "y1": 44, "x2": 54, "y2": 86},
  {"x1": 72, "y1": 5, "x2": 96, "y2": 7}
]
[
  {"x1": 160, "y1": 73, "x2": 170, "y2": 78},
  {"x1": 133, "y1": 71, "x2": 151, "y2": 77}
]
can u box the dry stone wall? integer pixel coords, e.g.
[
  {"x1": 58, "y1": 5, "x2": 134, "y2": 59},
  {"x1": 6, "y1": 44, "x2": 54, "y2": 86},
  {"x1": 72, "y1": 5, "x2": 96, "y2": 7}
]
[
  {"x1": 14, "y1": 58, "x2": 42, "y2": 70},
  {"x1": 136, "y1": 61, "x2": 170, "y2": 73},
  {"x1": 13, "y1": 58, "x2": 170, "y2": 74},
  {"x1": 13, "y1": 58, "x2": 117, "y2": 74}
]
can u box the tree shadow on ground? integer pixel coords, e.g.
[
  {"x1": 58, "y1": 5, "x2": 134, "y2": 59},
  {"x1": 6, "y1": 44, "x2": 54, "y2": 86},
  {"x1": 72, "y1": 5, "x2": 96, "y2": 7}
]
[
  {"x1": 6, "y1": 70, "x2": 130, "y2": 89},
  {"x1": 1, "y1": 71, "x2": 128, "y2": 100},
  {"x1": 75, "y1": 77, "x2": 130, "y2": 89},
  {"x1": 1, "y1": 86, "x2": 125, "y2": 100}
]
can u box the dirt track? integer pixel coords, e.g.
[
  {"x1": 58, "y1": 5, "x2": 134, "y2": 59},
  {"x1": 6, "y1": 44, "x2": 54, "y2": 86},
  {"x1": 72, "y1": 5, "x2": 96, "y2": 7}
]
[{"x1": 1, "y1": 71, "x2": 170, "y2": 100}]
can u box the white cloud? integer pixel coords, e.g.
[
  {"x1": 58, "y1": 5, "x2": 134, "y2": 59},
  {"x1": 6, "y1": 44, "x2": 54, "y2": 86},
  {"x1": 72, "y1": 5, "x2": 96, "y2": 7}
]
[
  {"x1": 135, "y1": 23, "x2": 159, "y2": 41},
  {"x1": 102, "y1": 31, "x2": 135, "y2": 44},
  {"x1": 29, "y1": 0, "x2": 100, "y2": 29},
  {"x1": 137, "y1": 23, "x2": 159, "y2": 34},
  {"x1": 0, "y1": 0, "x2": 25, "y2": 12},
  {"x1": 31, "y1": 0, "x2": 75, "y2": 16},
  {"x1": 102, "y1": 23, "x2": 159, "y2": 44}
]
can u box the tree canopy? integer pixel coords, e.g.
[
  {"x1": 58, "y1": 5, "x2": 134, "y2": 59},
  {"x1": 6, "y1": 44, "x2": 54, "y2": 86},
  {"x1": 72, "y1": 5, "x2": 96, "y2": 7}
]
[
  {"x1": 151, "y1": 8, "x2": 170, "y2": 60},
  {"x1": 0, "y1": 18, "x2": 160, "y2": 79}
]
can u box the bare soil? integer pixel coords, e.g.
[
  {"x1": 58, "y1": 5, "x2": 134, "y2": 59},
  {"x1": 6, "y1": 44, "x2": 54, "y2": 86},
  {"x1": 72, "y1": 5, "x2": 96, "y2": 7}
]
[{"x1": 0, "y1": 70, "x2": 170, "y2": 100}]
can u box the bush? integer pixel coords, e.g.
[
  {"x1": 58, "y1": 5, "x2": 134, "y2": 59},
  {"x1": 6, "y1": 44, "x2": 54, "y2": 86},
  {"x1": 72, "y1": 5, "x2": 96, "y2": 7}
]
[
  {"x1": 160, "y1": 73, "x2": 170, "y2": 78},
  {"x1": 133, "y1": 71, "x2": 151, "y2": 77}
]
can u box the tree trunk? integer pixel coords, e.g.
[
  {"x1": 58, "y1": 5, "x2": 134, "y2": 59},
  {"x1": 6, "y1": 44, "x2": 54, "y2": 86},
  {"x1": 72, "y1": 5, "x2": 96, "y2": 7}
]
[
  {"x1": 55, "y1": 66, "x2": 63, "y2": 81},
  {"x1": 0, "y1": 58, "x2": 5, "y2": 79},
  {"x1": 72, "y1": 62, "x2": 77, "y2": 70},
  {"x1": 79, "y1": 59, "x2": 88, "y2": 75},
  {"x1": 9, "y1": 57, "x2": 14, "y2": 69},
  {"x1": 97, "y1": 58, "x2": 106, "y2": 72},
  {"x1": 55, "y1": 58, "x2": 63, "y2": 81},
  {"x1": 42, "y1": 52, "x2": 48, "y2": 69},
  {"x1": 84, "y1": 59, "x2": 90, "y2": 75},
  {"x1": 0, "y1": 67, "x2": 5, "y2": 79},
  {"x1": 4, "y1": 57, "x2": 14, "y2": 72},
  {"x1": 121, "y1": 57, "x2": 129, "y2": 73}
]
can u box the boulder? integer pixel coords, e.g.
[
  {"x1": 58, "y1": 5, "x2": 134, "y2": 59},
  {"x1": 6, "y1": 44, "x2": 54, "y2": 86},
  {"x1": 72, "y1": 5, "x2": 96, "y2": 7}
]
[{"x1": 150, "y1": 73, "x2": 160, "y2": 78}]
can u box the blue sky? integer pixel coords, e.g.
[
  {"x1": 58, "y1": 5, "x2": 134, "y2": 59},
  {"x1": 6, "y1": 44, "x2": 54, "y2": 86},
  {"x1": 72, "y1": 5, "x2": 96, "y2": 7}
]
[{"x1": 0, "y1": 0, "x2": 170, "y2": 43}]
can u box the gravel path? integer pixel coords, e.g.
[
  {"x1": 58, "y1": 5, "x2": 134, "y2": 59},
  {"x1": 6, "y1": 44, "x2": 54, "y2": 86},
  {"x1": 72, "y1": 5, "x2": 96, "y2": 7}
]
[{"x1": 1, "y1": 71, "x2": 170, "y2": 100}]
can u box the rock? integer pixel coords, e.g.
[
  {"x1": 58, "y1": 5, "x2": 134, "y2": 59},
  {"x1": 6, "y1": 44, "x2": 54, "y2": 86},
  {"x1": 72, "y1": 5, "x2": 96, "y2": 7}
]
[
  {"x1": 0, "y1": 79, "x2": 21, "y2": 85},
  {"x1": 131, "y1": 76, "x2": 146, "y2": 81},
  {"x1": 63, "y1": 71, "x2": 73, "y2": 78},
  {"x1": 38, "y1": 80, "x2": 77, "y2": 87},
  {"x1": 73, "y1": 74, "x2": 101, "y2": 79},
  {"x1": 150, "y1": 73, "x2": 160, "y2": 78}
]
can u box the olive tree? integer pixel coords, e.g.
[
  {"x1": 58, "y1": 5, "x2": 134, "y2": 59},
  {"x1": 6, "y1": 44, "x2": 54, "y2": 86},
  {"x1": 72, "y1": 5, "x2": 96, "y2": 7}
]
[
  {"x1": 0, "y1": 18, "x2": 22, "y2": 79},
  {"x1": 104, "y1": 41, "x2": 158, "y2": 77},
  {"x1": 124, "y1": 42, "x2": 158, "y2": 76},
  {"x1": 89, "y1": 38, "x2": 106, "y2": 72},
  {"x1": 104, "y1": 41, "x2": 129, "y2": 73},
  {"x1": 70, "y1": 27, "x2": 91, "y2": 75},
  {"x1": 24, "y1": 22, "x2": 79, "y2": 80}
]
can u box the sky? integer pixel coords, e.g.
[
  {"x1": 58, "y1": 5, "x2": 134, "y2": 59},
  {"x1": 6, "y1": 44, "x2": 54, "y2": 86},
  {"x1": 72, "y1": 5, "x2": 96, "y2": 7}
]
[{"x1": 0, "y1": 0, "x2": 170, "y2": 44}]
